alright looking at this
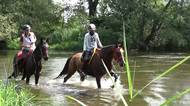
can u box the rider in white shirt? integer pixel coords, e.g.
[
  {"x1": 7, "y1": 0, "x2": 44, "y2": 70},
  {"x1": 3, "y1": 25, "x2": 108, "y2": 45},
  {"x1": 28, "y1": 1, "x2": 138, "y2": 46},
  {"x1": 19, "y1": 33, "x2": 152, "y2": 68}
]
[
  {"x1": 16, "y1": 24, "x2": 36, "y2": 64},
  {"x1": 83, "y1": 24, "x2": 103, "y2": 52},
  {"x1": 80, "y1": 24, "x2": 103, "y2": 77},
  {"x1": 20, "y1": 24, "x2": 36, "y2": 51}
]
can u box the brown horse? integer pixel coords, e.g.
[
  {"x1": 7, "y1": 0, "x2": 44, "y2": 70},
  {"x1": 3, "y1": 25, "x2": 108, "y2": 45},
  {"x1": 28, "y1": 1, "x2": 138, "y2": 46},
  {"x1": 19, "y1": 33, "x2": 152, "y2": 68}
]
[
  {"x1": 55, "y1": 44, "x2": 124, "y2": 88},
  {"x1": 8, "y1": 38, "x2": 49, "y2": 85}
]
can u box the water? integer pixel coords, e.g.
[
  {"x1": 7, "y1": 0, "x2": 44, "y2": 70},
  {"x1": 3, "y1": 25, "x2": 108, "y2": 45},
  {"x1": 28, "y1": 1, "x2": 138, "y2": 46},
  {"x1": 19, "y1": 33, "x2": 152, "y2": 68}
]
[{"x1": 0, "y1": 50, "x2": 190, "y2": 106}]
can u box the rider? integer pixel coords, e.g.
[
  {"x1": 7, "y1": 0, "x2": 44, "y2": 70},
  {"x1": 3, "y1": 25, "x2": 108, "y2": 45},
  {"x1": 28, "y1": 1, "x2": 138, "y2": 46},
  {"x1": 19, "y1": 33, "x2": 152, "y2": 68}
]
[
  {"x1": 16, "y1": 24, "x2": 37, "y2": 64},
  {"x1": 81, "y1": 23, "x2": 103, "y2": 72}
]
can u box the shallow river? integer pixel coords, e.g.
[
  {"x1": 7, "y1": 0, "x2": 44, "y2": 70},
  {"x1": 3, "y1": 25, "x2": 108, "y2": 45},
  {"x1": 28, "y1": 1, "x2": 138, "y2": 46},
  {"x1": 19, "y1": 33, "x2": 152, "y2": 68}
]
[{"x1": 0, "y1": 50, "x2": 190, "y2": 106}]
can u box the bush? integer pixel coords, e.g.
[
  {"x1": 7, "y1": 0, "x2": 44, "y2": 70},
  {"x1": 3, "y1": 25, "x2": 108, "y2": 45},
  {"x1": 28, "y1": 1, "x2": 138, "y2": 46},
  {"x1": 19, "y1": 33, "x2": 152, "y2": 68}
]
[{"x1": 7, "y1": 38, "x2": 20, "y2": 50}]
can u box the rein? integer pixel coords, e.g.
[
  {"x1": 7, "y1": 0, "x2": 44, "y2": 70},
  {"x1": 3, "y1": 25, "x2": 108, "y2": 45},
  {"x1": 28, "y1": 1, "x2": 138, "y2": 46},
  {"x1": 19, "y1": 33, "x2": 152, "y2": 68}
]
[{"x1": 88, "y1": 48, "x2": 97, "y2": 64}]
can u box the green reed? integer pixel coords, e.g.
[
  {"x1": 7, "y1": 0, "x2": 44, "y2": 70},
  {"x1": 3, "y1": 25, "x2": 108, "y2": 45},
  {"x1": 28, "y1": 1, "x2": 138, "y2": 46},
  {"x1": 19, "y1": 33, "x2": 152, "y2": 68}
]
[
  {"x1": 132, "y1": 55, "x2": 190, "y2": 100},
  {"x1": 0, "y1": 81, "x2": 33, "y2": 106},
  {"x1": 122, "y1": 19, "x2": 190, "y2": 103},
  {"x1": 66, "y1": 95, "x2": 87, "y2": 106},
  {"x1": 161, "y1": 88, "x2": 190, "y2": 106},
  {"x1": 123, "y1": 20, "x2": 133, "y2": 99},
  {"x1": 65, "y1": 60, "x2": 129, "y2": 106},
  {"x1": 101, "y1": 59, "x2": 128, "y2": 106}
]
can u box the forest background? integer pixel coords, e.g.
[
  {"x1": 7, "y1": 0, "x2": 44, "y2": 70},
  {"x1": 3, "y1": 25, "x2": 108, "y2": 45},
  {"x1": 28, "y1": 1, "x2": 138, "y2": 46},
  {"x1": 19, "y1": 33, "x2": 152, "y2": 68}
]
[{"x1": 0, "y1": 0, "x2": 190, "y2": 52}]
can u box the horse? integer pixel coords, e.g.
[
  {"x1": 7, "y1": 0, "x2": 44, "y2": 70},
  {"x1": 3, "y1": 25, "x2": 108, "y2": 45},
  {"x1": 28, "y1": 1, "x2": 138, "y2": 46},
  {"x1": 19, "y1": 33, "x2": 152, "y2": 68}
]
[
  {"x1": 55, "y1": 44, "x2": 124, "y2": 88},
  {"x1": 8, "y1": 38, "x2": 49, "y2": 85}
]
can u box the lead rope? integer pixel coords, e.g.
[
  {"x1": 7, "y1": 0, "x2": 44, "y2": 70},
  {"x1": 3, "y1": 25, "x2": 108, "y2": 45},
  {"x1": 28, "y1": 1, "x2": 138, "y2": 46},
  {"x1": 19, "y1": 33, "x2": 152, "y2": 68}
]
[{"x1": 101, "y1": 59, "x2": 115, "y2": 87}]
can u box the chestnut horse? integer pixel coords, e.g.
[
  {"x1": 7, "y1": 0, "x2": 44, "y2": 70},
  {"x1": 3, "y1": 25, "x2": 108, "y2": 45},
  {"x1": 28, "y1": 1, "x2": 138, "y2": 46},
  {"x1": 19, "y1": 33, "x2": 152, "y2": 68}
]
[
  {"x1": 56, "y1": 44, "x2": 124, "y2": 88},
  {"x1": 8, "y1": 38, "x2": 49, "y2": 85}
]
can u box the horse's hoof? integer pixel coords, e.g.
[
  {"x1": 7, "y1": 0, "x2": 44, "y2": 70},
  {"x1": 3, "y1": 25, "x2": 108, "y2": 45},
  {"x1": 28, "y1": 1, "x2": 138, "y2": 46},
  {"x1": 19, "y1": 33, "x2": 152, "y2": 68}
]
[
  {"x1": 110, "y1": 85, "x2": 115, "y2": 88},
  {"x1": 35, "y1": 84, "x2": 39, "y2": 86},
  {"x1": 80, "y1": 75, "x2": 86, "y2": 82}
]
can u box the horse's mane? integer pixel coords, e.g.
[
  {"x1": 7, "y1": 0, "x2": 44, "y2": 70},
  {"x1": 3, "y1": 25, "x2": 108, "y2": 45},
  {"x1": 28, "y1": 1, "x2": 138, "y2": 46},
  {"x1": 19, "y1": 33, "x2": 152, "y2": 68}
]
[
  {"x1": 101, "y1": 45, "x2": 115, "y2": 52},
  {"x1": 100, "y1": 45, "x2": 115, "y2": 59}
]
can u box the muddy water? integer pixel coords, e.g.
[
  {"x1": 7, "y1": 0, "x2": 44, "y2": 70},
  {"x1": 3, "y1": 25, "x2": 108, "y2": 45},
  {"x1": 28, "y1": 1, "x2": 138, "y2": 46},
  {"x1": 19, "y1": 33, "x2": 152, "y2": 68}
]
[{"x1": 0, "y1": 50, "x2": 190, "y2": 106}]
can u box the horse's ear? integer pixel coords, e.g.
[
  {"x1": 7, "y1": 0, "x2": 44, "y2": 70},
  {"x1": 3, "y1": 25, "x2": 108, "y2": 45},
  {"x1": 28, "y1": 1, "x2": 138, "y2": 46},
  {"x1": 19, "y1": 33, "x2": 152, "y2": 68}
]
[
  {"x1": 115, "y1": 41, "x2": 123, "y2": 48},
  {"x1": 115, "y1": 43, "x2": 119, "y2": 48},
  {"x1": 40, "y1": 38, "x2": 43, "y2": 44},
  {"x1": 46, "y1": 38, "x2": 49, "y2": 43},
  {"x1": 119, "y1": 42, "x2": 123, "y2": 48}
]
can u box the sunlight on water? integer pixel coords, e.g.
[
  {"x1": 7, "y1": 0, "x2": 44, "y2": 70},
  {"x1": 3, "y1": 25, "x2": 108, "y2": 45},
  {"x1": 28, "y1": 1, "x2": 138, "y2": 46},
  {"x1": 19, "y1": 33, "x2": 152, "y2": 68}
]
[{"x1": 47, "y1": 73, "x2": 123, "y2": 90}]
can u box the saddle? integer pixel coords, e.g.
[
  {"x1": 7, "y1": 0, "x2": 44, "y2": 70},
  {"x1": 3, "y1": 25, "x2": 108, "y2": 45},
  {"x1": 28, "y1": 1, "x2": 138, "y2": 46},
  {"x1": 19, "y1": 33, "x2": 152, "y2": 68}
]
[
  {"x1": 81, "y1": 48, "x2": 100, "y2": 64},
  {"x1": 17, "y1": 48, "x2": 33, "y2": 65}
]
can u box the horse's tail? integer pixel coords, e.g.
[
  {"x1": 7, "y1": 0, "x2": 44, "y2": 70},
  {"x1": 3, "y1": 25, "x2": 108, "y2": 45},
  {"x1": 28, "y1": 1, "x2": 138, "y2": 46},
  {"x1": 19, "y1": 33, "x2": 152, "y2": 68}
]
[{"x1": 54, "y1": 56, "x2": 72, "y2": 79}]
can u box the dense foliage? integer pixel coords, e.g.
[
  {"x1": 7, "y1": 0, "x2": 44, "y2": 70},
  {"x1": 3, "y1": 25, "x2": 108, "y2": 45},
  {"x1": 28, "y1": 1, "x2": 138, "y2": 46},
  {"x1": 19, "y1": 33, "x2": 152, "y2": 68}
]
[{"x1": 0, "y1": 0, "x2": 190, "y2": 51}]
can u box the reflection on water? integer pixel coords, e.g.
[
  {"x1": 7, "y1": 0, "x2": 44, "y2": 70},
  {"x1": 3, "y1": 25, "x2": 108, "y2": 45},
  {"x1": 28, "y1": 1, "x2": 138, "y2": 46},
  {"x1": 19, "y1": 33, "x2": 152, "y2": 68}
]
[{"x1": 1, "y1": 50, "x2": 190, "y2": 106}]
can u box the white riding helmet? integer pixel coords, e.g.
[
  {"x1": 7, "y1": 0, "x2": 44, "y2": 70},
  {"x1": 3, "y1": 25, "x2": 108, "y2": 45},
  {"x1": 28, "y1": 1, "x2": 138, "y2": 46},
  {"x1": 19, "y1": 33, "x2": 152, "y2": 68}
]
[
  {"x1": 23, "y1": 24, "x2": 31, "y2": 30},
  {"x1": 89, "y1": 23, "x2": 96, "y2": 30}
]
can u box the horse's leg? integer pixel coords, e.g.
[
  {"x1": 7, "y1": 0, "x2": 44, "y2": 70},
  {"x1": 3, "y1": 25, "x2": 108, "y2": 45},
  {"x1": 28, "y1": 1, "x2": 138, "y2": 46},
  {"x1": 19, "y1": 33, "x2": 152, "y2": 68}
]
[
  {"x1": 35, "y1": 64, "x2": 42, "y2": 85},
  {"x1": 21, "y1": 67, "x2": 26, "y2": 80},
  {"x1": 26, "y1": 74, "x2": 31, "y2": 84},
  {"x1": 35, "y1": 73, "x2": 40, "y2": 85},
  {"x1": 78, "y1": 69, "x2": 86, "y2": 81},
  {"x1": 63, "y1": 69, "x2": 76, "y2": 83},
  {"x1": 96, "y1": 77, "x2": 101, "y2": 89}
]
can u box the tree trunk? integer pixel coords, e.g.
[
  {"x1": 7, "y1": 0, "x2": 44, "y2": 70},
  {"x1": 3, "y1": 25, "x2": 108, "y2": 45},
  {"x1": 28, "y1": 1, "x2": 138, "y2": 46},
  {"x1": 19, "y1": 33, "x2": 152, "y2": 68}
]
[
  {"x1": 88, "y1": 0, "x2": 99, "y2": 23},
  {"x1": 142, "y1": 0, "x2": 173, "y2": 50},
  {"x1": 137, "y1": 1, "x2": 146, "y2": 50}
]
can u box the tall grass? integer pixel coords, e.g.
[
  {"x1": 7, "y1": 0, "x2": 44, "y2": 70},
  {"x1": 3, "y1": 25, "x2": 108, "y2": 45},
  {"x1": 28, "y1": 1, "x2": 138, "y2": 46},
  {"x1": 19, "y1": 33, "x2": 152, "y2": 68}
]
[
  {"x1": 65, "y1": 95, "x2": 87, "y2": 106},
  {"x1": 122, "y1": 19, "x2": 190, "y2": 103},
  {"x1": 123, "y1": 20, "x2": 133, "y2": 99},
  {"x1": 161, "y1": 88, "x2": 190, "y2": 106},
  {"x1": 101, "y1": 59, "x2": 128, "y2": 106},
  {"x1": 132, "y1": 55, "x2": 190, "y2": 99},
  {"x1": 0, "y1": 81, "x2": 33, "y2": 106}
]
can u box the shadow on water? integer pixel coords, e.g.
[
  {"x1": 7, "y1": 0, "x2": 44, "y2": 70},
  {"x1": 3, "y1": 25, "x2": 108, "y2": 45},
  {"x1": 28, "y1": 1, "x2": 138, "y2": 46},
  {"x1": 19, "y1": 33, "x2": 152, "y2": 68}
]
[{"x1": 1, "y1": 50, "x2": 190, "y2": 106}]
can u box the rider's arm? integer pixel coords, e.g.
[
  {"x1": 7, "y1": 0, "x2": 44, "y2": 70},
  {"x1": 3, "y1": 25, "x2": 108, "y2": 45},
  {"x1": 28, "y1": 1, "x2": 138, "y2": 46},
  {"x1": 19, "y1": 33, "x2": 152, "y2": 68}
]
[
  {"x1": 20, "y1": 33, "x2": 24, "y2": 48},
  {"x1": 30, "y1": 32, "x2": 36, "y2": 45},
  {"x1": 96, "y1": 33, "x2": 103, "y2": 48},
  {"x1": 83, "y1": 33, "x2": 88, "y2": 51}
]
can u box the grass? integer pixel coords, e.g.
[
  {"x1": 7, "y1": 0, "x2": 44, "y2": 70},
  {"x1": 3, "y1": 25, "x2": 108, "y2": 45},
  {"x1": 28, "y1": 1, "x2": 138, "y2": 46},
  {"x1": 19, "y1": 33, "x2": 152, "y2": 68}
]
[
  {"x1": 123, "y1": 20, "x2": 133, "y2": 100},
  {"x1": 122, "y1": 19, "x2": 190, "y2": 104},
  {"x1": 101, "y1": 59, "x2": 128, "y2": 106},
  {"x1": 0, "y1": 80, "x2": 34, "y2": 106},
  {"x1": 161, "y1": 88, "x2": 190, "y2": 106},
  {"x1": 132, "y1": 55, "x2": 190, "y2": 100},
  {"x1": 65, "y1": 95, "x2": 87, "y2": 106}
]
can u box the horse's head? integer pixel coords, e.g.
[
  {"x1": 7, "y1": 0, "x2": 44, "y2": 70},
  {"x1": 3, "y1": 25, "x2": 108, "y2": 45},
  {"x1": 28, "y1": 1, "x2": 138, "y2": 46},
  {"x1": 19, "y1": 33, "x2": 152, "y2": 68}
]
[
  {"x1": 40, "y1": 38, "x2": 49, "y2": 61},
  {"x1": 113, "y1": 43, "x2": 124, "y2": 67}
]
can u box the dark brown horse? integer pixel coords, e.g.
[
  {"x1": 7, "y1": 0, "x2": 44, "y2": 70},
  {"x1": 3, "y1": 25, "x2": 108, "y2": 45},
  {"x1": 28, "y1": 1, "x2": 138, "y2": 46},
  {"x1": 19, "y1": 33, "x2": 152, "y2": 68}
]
[
  {"x1": 8, "y1": 38, "x2": 49, "y2": 85},
  {"x1": 56, "y1": 44, "x2": 124, "y2": 88}
]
